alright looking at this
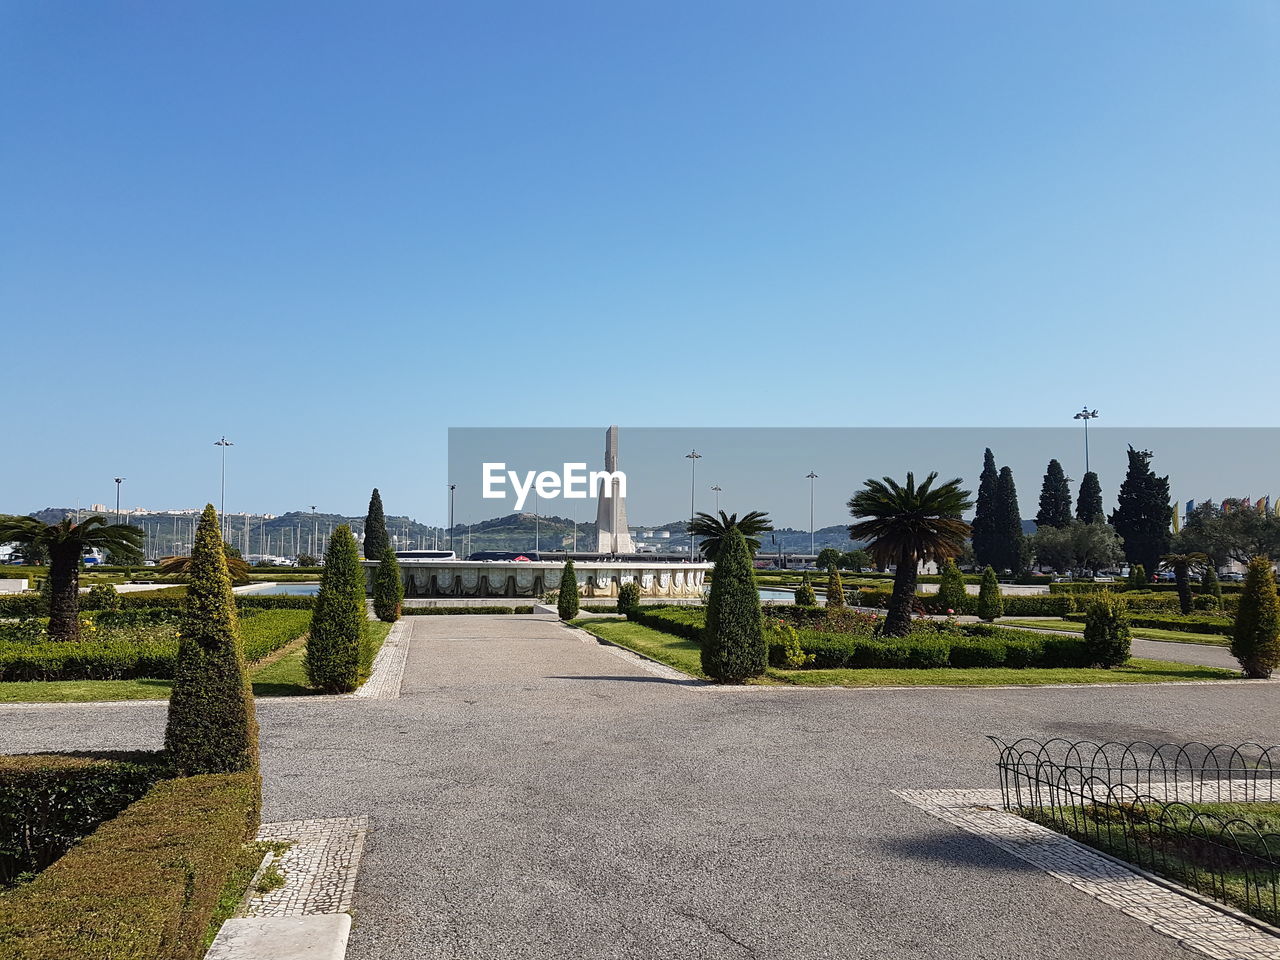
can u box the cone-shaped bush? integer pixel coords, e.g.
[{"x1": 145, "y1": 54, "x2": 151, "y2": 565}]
[
  {"x1": 937, "y1": 559, "x2": 966, "y2": 613},
  {"x1": 1083, "y1": 590, "x2": 1131, "y2": 668},
  {"x1": 976, "y1": 566, "x2": 1003, "y2": 621},
  {"x1": 558, "y1": 559, "x2": 580, "y2": 620},
  {"x1": 826, "y1": 564, "x2": 846, "y2": 609},
  {"x1": 164, "y1": 504, "x2": 259, "y2": 776},
  {"x1": 1232, "y1": 556, "x2": 1280, "y2": 679},
  {"x1": 373, "y1": 545, "x2": 403, "y2": 623},
  {"x1": 702, "y1": 526, "x2": 766, "y2": 682},
  {"x1": 1202, "y1": 565, "x2": 1222, "y2": 610},
  {"x1": 617, "y1": 581, "x2": 640, "y2": 616},
  {"x1": 306, "y1": 525, "x2": 366, "y2": 693},
  {"x1": 794, "y1": 574, "x2": 817, "y2": 607},
  {"x1": 363, "y1": 488, "x2": 389, "y2": 559},
  {"x1": 1128, "y1": 564, "x2": 1147, "y2": 588}
]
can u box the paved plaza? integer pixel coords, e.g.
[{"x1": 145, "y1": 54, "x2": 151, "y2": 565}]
[{"x1": 2, "y1": 615, "x2": 1277, "y2": 959}]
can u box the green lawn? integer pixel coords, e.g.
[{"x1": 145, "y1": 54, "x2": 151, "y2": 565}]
[
  {"x1": 0, "y1": 620, "x2": 393, "y2": 702},
  {"x1": 1001, "y1": 617, "x2": 1231, "y2": 647},
  {"x1": 573, "y1": 618, "x2": 1240, "y2": 687}
]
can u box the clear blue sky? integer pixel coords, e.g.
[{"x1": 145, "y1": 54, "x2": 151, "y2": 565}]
[{"x1": 3, "y1": 2, "x2": 1277, "y2": 523}]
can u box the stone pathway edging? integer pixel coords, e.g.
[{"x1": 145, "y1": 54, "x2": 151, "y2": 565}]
[
  {"x1": 897, "y1": 788, "x2": 1280, "y2": 960},
  {"x1": 351, "y1": 618, "x2": 410, "y2": 700}
]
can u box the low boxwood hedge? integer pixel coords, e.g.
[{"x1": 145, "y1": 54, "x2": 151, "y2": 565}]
[
  {"x1": 402, "y1": 605, "x2": 535, "y2": 615},
  {"x1": 0, "y1": 769, "x2": 259, "y2": 960},
  {"x1": 1063, "y1": 611, "x2": 1233, "y2": 636},
  {"x1": 0, "y1": 752, "x2": 169, "y2": 887},
  {"x1": 770, "y1": 625, "x2": 1089, "y2": 670},
  {"x1": 627, "y1": 606, "x2": 706, "y2": 641},
  {"x1": 0, "y1": 592, "x2": 316, "y2": 618}
]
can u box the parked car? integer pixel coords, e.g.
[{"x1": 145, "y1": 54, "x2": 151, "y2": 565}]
[
  {"x1": 1221, "y1": 571, "x2": 1245, "y2": 582},
  {"x1": 1093, "y1": 575, "x2": 1115, "y2": 583}
]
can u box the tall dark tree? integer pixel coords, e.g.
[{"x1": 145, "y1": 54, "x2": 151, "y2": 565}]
[
  {"x1": 1035, "y1": 459, "x2": 1073, "y2": 529},
  {"x1": 0, "y1": 515, "x2": 143, "y2": 641},
  {"x1": 1110, "y1": 446, "x2": 1172, "y2": 575},
  {"x1": 848, "y1": 472, "x2": 972, "y2": 636},
  {"x1": 701, "y1": 526, "x2": 766, "y2": 682},
  {"x1": 993, "y1": 466, "x2": 1026, "y2": 574},
  {"x1": 1159, "y1": 551, "x2": 1207, "y2": 615},
  {"x1": 1076, "y1": 472, "x2": 1105, "y2": 524},
  {"x1": 1231, "y1": 556, "x2": 1280, "y2": 679},
  {"x1": 970, "y1": 448, "x2": 1000, "y2": 568},
  {"x1": 363, "y1": 488, "x2": 390, "y2": 559}
]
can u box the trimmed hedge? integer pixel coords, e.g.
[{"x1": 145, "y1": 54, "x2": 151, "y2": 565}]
[
  {"x1": 0, "y1": 610, "x2": 310, "y2": 682},
  {"x1": 0, "y1": 752, "x2": 168, "y2": 886},
  {"x1": 0, "y1": 771, "x2": 260, "y2": 960},
  {"x1": 628, "y1": 606, "x2": 706, "y2": 641},
  {"x1": 855, "y1": 588, "x2": 1080, "y2": 618},
  {"x1": 770, "y1": 625, "x2": 1091, "y2": 670},
  {"x1": 0, "y1": 592, "x2": 316, "y2": 618},
  {"x1": 402, "y1": 605, "x2": 535, "y2": 615},
  {"x1": 1063, "y1": 611, "x2": 1232, "y2": 636},
  {"x1": 1049, "y1": 581, "x2": 1243, "y2": 595}
]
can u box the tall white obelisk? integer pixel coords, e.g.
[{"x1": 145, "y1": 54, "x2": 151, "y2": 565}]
[{"x1": 594, "y1": 425, "x2": 633, "y2": 554}]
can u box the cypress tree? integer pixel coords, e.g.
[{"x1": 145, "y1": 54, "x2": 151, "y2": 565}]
[
  {"x1": 164, "y1": 503, "x2": 259, "y2": 776},
  {"x1": 558, "y1": 559, "x2": 580, "y2": 620},
  {"x1": 970, "y1": 448, "x2": 1000, "y2": 568},
  {"x1": 1035, "y1": 459, "x2": 1073, "y2": 528},
  {"x1": 1076, "y1": 472, "x2": 1105, "y2": 525},
  {"x1": 306, "y1": 525, "x2": 366, "y2": 693},
  {"x1": 1110, "y1": 447, "x2": 1172, "y2": 575},
  {"x1": 937, "y1": 558, "x2": 966, "y2": 613},
  {"x1": 702, "y1": 526, "x2": 766, "y2": 682},
  {"x1": 373, "y1": 545, "x2": 403, "y2": 623},
  {"x1": 993, "y1": 466, "x2": 1026, "y2": 574},
  {"x1": 1231, "y1": 556, "x2": 1280, "y2": 679},
  {"x1": 1202, "y1": 565, "x2": 1222, "y2": 610},
  {"x1": 363, "y1": 488, "x2": 390, "y2": 559},
  {"x1": 825, "y1": 564, "x2": 846, "y2": 609},
  {"x1": 976, "y1": 566, "x2": 1003, "y2": 621}
]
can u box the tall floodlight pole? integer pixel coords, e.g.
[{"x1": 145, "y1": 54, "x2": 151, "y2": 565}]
[
  {"x1": 215, "y1": 436, "x2": 234, "y2": 540},
  {"x1": 806, "y1": 471, "x2": 819, "y2": 558},
  {"x1": 711, "y1": 484, "x2": 722, "y2": 513},
  {"x1": 114, "y1": 477, "x2": 125, "y2": 525},
  {"x1": 534, "y1": 491, "x2": 540, "y2": 552},
  {"x1": 310, "y1": 505, "x2": 318, "y2": 558},
  {"x1": 686, "y1": 450, "x2": 702, "y2": 558},
  {"x1": 1073, "y1": 407, "x2": 1099, "y2": 475},
  {"x1": 448, "y1": 483, "x2": 456, "y2": 551}
]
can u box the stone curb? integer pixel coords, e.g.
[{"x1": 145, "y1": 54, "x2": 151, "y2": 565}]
[{"x1": 205, "y1": 914, "x2": 350, "y2": 960}]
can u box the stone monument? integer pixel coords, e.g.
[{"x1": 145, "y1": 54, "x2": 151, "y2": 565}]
[{"x1": 594, "y1": 425, "x2": 634, "y2": 554}]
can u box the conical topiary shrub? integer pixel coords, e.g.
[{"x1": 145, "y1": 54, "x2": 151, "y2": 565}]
[
  {"x1": 1232, "y1": 556, "x2": 1280, "y2": 679},
  {"x1": 702, "y1": 526, "x2": 766, "y2": 682},
  {"x1": 306, "y1": 525, "x2": 366, "y2": 693},
  {"x1": 1201, "y1": 565, "x2": 1222, "y2": 610},
  {"x1": 826, "y1": 564, "x2": 846, "y2": 609},
  {"x1": 793, "y1": 574, "x2": 817, "y2": 607},
  {"x1": 1082, "y1": 590, "x2": 1131, "y2": 668},
  {"x1": 373, "y1": 546, "x2": 403, "y2": 623},
  {"x1": 976, "y1": 566, "x2": 1003, "y2": 622},
  {"x1": 936, "y1": 558, "x2": 966, "y2": 614},
  {"x1": 558, "y1": 559, "x2": 580, "y2": 620},
  {"x1": 164, "y1": 503, "x2": 259, "y2": 776},
  {"x1": 363, "y1": 488, "x2": 389, "y2": 559}
]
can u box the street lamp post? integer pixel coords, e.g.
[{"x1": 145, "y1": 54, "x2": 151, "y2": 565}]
[
  {"x1": 215, "y1": 436, "x2": 234, "y2": 540},
  {"x1": 1073, "y1": 407, "x2": 1100, "y2": 474},
  {"x1": 806, "y1": 471, "x2": 819, "y2": 558},
  {"x1": 448, "y1": 483, "x2": 456, "y2": 551},
  {"x1": 711, "y1": 484, "x2": 722, "y2": 513},
  {"x1": 685, "y1": 450, "x2": 702, "y2": 558},
  {"x1": 114, "y1": 477, "x2": 125, "y2": 526}
]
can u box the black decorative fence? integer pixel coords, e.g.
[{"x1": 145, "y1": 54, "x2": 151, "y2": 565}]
[{"x1": 991, "y1": 737, "x2": 1280, "y2": 926}]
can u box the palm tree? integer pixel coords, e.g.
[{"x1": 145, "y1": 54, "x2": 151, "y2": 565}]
[
  {"x1": 157, "y1": 548, "x2": 252, "y2": 585},
  {"x1": 688, "y1": 510, "x2": 772, "y2": 561},
  {"x1": 1159, "y1": 551, "x2": 1208, "y2": 615},
  {"x1": 0, "y1": 515, "x2": 144, "y2": 641},
  {"x1": 848, "y1": 472, "x2": 973, "y2": 636}
]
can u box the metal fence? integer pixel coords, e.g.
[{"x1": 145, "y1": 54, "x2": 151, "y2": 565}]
[{"x1": 991, "y1": 737, "x2": 1280, "y2": 926}]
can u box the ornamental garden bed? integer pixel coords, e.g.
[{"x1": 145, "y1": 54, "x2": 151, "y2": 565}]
[{"x1": 0, "y1": 752, "x2": 261, "y2": 960}]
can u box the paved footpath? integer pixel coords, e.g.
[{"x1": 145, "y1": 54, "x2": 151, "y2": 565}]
[{"x1": 2, "y1": 615, "x2": 1278, "y2": 959}]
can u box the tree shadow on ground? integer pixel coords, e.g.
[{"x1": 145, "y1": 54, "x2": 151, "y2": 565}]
[
  {"x1": 546, "y1": 674, "x2": 698, "y2": 686},
  {"x1": 879, "y1": 832, "x2": 1040, "y2": 872}
]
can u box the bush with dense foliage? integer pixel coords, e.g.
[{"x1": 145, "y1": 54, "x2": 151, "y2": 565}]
[
  {"x1": 617, "y1": 581, "x2": 641, "y2": 616},
  {"x1": 1082, "y1": 591, "x2": 1131, "y2": 668},
  {"x1": 0, "y1": 770, "x2": 259, "y2": 960},
  {"x1": 976, "y1": 567, "x2": 1003, "y2": 621},
  {"x1": 825, "y1": 564, "x2": 845, "y2": 608},
  {"x1": 936, "y1": 559, "x2": 966, "y2": 613},
  {"x1": 1201, "y1": 566, "x2": 1223, "y2": 610},
  {"x1": 702, "y1": 527, "x2": 766, "y2": 682},
  {"x1": 372, "y1": 546, "x2": 403, "y2": 623},
  {"x1": 85, "y1": 584, "x2": 120, "y2": 612},
  {"x1": 793, "y1": 575, "x2": 817, "y2": 607},
  {"x1": 1127, "y1": 564, "x2": 1147, "y2": 588},
  {"x1": 768, "y1": 620, "x2": 815, "y2": 668},
  {"x1": 1231, "y1": 556, "x2": 1280, "y2": 679},
  {"x1": 164, "y1": 505, "x2": 259, "y2": 777},
  {"x1": 0, "y1": 752, "x2": 167, "y2": 886},
  {"x1": 557, "y1": 560, "x2": 580, "y2": 620},
  {"x1": 363, "y1": 487, "x2": 390, "y2": 559},
  {"x1": 306, "y1": 525, "x2": 367, "y2": 693},
  {"x1": 1064, "y1": 610, "x2": 1231, "y2": 636}
]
